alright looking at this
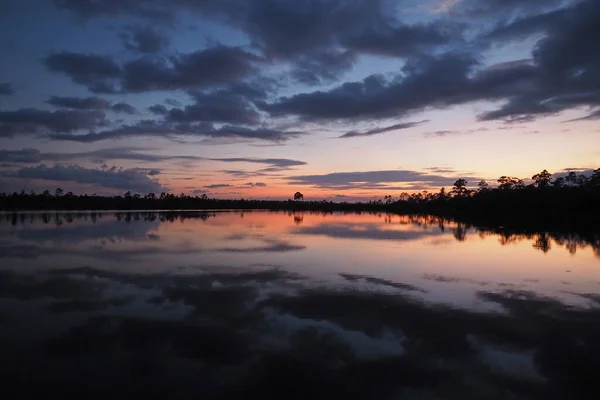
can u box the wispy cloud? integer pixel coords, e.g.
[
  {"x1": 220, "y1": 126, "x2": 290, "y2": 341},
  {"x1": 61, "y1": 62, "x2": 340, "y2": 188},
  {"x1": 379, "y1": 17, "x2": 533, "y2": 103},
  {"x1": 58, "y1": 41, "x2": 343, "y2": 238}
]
[{"x1": 339, "y1": 120, "x2": 428, "y2": 139}]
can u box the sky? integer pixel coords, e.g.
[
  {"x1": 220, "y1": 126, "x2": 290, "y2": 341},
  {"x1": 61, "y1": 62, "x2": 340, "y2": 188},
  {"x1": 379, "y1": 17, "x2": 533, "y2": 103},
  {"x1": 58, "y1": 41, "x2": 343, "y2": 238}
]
[{"x1": 0, "y1": 0, "x2": 598, "y2": 200}]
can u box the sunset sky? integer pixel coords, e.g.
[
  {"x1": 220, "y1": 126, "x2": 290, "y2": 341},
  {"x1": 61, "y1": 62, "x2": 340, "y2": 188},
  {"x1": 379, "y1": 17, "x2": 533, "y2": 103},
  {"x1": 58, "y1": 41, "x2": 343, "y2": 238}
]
[{"x1": 0, "y1": 0, "x2": 598, "y2": 200}]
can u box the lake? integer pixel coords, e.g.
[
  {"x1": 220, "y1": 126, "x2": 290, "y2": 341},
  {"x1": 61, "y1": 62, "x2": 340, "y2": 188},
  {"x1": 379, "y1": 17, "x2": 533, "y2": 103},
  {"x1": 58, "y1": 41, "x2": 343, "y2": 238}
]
[{"x1": 1, "y1": 211, "x2": 599, "y2": 399}]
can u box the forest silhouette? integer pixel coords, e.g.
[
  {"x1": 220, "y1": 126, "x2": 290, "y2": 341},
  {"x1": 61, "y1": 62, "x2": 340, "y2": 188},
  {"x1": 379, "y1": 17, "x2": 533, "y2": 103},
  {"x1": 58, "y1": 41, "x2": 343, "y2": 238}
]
[{"x1": 1, "y1": 168, "x2": 599, "y2": 230}]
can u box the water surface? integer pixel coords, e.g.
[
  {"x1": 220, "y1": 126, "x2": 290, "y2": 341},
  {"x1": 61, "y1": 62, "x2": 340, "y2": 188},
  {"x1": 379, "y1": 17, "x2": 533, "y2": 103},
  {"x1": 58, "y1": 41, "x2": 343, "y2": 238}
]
[{"x1": 1, "y1": 211, "x2": 599, "y2": 398}]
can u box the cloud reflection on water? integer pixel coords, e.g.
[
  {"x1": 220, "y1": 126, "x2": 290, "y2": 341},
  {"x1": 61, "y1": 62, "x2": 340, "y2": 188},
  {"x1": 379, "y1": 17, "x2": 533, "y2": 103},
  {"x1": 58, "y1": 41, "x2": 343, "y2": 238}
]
[{"x1": 0, "y1": 211, "x2": 599, "y2": 398}]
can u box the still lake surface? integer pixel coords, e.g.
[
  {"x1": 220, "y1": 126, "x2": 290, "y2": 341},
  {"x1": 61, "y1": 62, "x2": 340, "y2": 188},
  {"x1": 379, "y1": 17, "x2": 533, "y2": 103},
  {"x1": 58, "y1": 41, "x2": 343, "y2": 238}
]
[{"x1": 1, "y1": 210, "x2": 599, "y2": 398}]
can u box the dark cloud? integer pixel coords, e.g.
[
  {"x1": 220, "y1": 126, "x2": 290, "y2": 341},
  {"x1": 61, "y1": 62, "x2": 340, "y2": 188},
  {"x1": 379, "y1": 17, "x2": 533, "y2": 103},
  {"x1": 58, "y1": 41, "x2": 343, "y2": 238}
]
[
  {"x1": 234, "y1": 0, "x2": 371, "y2": 58},
  {"x1": 166, "y1": 87, "x2": 262, "y2": 125},
  {"x1": 44, "y1": 46, "x2": 259, "y2": 94},
  {"x1": 53, "y1": 0, "x2": 460, "y2": 76},
  {"x1": 0, "y1": 149, "x2": 307, "y2": 172},
  {"x1": 52, "y1": 0, "x2": 179, "y2": 22},
  {"x1": 204, "y1": 184, "x2": 232, "y2": 189},
  {"x1": 110, "y1": 102, "x2": 138, "y2": 115},
  {"x1": 455, "y1": 0, "x2": 566, "y2": 18},
  {"x1": 35, "y1": 0, "x2": 600, "y2": 135},
  {"x1": 165, "y1": 98, "x2": 181, "y2": 107},
  {"x1": 211, "y1": 157, "x2": 306, "y2": 168},
  {"x1": 291, "y1": 50, "x2": 356, "y2": 86},
  {"x1": 119, "y1": 25, "x2": 169, "y2": 53},
  {"x1": 263, "y1": 17, "x2": 600, "y2": 125},
  {"x1": 341, "y1": 20, "x2": 461, "y2": 58},
  {"x1": 261, "y1": 52, "x2": 481, "y2": 122},
  {"x1": 0, "y1": 148, "x2": 44, "y2": 164},
  {"x1": 122, "y1": 46, "x2": 259, "y2": 92},
  {"x1": 5, "y1": 164, "x2": 165, "y2": 193},
  {"x1": 0, "y1": 83, "x2": 14, "y2": 96},
  {"x1": 45, "y1": 96, "x2": 138, "y2": 115},
  {"x1": 148, "y1": 104, "x2": 168, "y2": 115},
  {"x1": 46, "y1": 96, "x2": 110, "y2": 110},
  {"x1": 245, "y1": 182, "x2": 267, "y2": 187},
  {"x1": 0, "y1": 108, "x2": 106, "y2": 136},
  {"x1": 339, "y1": 120, "x2": 428, "y2": 138},
  {"x1": 475, "y1": 0, "x2": 600, "y2": 122},
  {"x1": 288, "y1": 169, "x2": 481, "y2": 190},
  {"x1": 482, "y1": 7, "x2": 567, "y2": 43},
  {"x1": 47, "y1": 121, "x2": 304, "y2": 143},
  {"x1": 43, "y1": 52, "x2": 122, "y2": 93},
  {"x1": 0, "y1": 147, "x2": 199, "y2": 164}
]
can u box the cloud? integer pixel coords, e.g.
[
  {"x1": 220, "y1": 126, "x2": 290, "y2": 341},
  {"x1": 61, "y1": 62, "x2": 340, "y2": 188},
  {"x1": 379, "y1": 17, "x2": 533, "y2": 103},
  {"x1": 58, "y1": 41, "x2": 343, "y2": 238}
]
[
  {"x1": 454, "y1": 0, "x2": 565, "y2": 18},
  {"x1": 567, "y1": 108, "x2": 600, "y2": 122},
  {"x1": 0, "y1": 149, "x2": 307, "y2": 174},
  {"x1": 0, "y1": 108, "x2": 106, "y2": 136},
  {"x1": 43, "y1": 52, "x2": 122, "y2": 93},
  {"x1": 291, "y1": 50, "x2": 356, "y2": 86},
  {"x1": 204, "y1": 184, "x2": 232, "y2": 189},
  {"x1": 46, "y1": 96, "x2": 111, "y2": 110},
  {"x1": 0, "y1": 83, "x2": 14, "y2": 96},
  {"x1": 288, "y1": 169, "x2": 481, "y2": 190},
  {"x1": 341, "y1": 19, "x2": 462, "y2": 58},
  {"x1": 44, "y1": 46, "x2": 260, "y2": 94},
  {"x1": 30, "y1": 0, "x2": 600, "y2": 142},
  {"x1": 262, "y1": 29, "x2": 600, "y2": 124},
  {"x1": 166, "y1": 86, "x2": 263, "y2": 125},
  {"x1": 211, "y1": 157, "x2": 306, "y2": 168},
  {"x1": 425, "y1": 167, "x2": 457, "y2": 173},
  {"x1": 422, "y1": 129, "x2": 480, "y2": 137},
  {"x1": 0, "y1": 148, "x2": 43, "y2": 164},
  {"x1": 52, "y1": 0, "x2": 179, "y2": 22},
  {"x1": 148, "y1": 104, "x2": 168, "y2": 115},
  {"x1": 47, "y1": 121, "x2": 304, "y2": 143},
  {"x1": 261, "y1": 53, "x2": 482, "y2": 122},
  {"x1": 53, "y1": 1, "x2": 461, "y2": 75},
  {"x1": 110, "y1": 102, "x2": 138, "y2": 115},
  {"x1": 482, "y1": 7, "x2": 566, "y2": 43},
  {"x1": 122, "y1": 46, "x2": 260, "y2": 92},
  {"x1": 245, "y1": 182, "x2": 267, "y2": 187},
  {"x1": 46, "y1": 96, "x2": 137, "y2": 115},
  {"x1": 4, "y1": 164, "x2": 165, "y2": 193},
  {"x1": 119, "y1": 25, "x2": 169, "y2": 53},
  {"x1": 165, "y1": 98, "x2": 181, "y2": 107},
  {"x1": 339, "y1": 120, "x2": 428, "y2": 138}
]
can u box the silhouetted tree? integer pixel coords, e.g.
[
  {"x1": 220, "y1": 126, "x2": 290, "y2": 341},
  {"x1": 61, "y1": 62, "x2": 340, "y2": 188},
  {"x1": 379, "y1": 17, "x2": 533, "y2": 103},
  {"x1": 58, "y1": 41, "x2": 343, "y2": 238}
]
[
  {"x1": 54, "y1": 188, "x2": 64, "y2": 197},
  {"x1": 451, "y1": 179, "x2": 469, "y2": 198},
  {"x1": 532, "y1": 169, "x2": 552, "y2": 188},
  {"x1": 497, "y1": 176, "x2": 524, "y2": 190},
  {"x1": 553, "y1": 177, "x2": 565, "y2": 188},
  {"x1": 590, "y1": 168, "x2": 600, "y2": 188},
  {"x1": 566, "y1": 172, "x2": 578, "y2": 187},
  {"x1": 477, "y1": 180, "x2": 489, "y2": 192},
  {"x1": 294, "y1": 192, "x2": 304, "y2": 201}
]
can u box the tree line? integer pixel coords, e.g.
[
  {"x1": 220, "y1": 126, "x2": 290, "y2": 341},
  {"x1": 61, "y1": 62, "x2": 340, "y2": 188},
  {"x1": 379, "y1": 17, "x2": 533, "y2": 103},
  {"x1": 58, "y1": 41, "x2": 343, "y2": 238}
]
[{"x1": 1, "y1": 168, "x2": 598, "y2": 228}]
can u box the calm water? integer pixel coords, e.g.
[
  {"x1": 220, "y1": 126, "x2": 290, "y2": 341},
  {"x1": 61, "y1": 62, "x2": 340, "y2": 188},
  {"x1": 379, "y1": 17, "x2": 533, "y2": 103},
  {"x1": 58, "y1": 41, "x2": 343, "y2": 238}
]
[{"x1": 1, "y1": 211, "x2": 599, "y2": 399}]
